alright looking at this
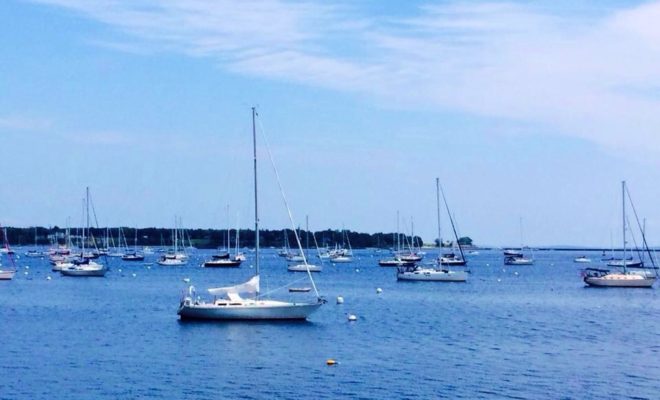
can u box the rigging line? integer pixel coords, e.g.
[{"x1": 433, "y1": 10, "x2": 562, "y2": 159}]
[
  {"x1": 258, "y1": 275, "x2": 312, "y2": 298},
  {"x1": 439, "y1": 184, "x2": 467, "y2": 263},
  {"x1": 256, "y1": 114, "x2": 320, "y2": 299},
  {"x1": 625, "y1": 186, "x2": 658, "y2": 274}
]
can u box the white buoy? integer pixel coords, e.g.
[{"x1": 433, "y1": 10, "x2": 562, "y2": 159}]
[
  {"x1": 514, "y1": 271, "x2": 519, "y2": 276},
  {"x1": 183, "y1": 278, "x2": 191, "y2": 283},
  {"x1": 46, "y1": 276, "x2": 52, "y2": 280},
  {"x1": 132, "y1": 273, "x2": 137, "y2": 277},
  {"x1": 348, "y1": 314, "x2": 357, "y2": 321},
  {"x1": 355, "y1": 268, "x2": 360, "y2": 273},
  {"x1": 118, "y1": 268, "x2": 122, "y2": 273},
  {"x1": 497, "y1": 278, "x2": 501, "y2": 282},
  {"x1": 376, "y1": 288, "x2": 382, "y2": 294},
  {"x1": 24, "y1": 271, "x2": 29, "y2": 275},
  {"x1": 147, "y1": 266, "x2": 151, "y2": 270},
  {"x1": 336, "y1": 296, "x2": 344, "y2": 304},
  {"x1": 25, "y1": 266, "x2": 30, "y2": 269},
  {"x1": 486, "y1": 263, "x2": 490, "y2": 266}
]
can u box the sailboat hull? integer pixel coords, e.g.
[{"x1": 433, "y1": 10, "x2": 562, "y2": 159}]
[
  {"x1": 0, "y1": 270, "x2": 16, "y2": 280},
  {"x1": 177, "y1": 299, "x2": 323, "y2": 320},
  {"x1": 60, "y1": 267, "x2": 107, "y2": 277},
  {"x1": 584, "y1": 276, "x2": 655, "y2": 288},
  {"x1": 397, "y1": 269, "x2": 467, "y2": 282}
]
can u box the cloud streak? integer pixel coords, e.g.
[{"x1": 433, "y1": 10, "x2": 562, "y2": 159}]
[{"x1": 30, "y1": 0, "x2": 660, "y2": 160}]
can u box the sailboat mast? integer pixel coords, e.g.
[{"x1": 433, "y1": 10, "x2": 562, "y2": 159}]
[
  {"x1": 252, "y1": 107, "x2": 260, "y2": 277},
  {"x1": 396, "y1": 210, "x2": 400, "y2": 253},
  {"x1": 436, "y1": 177, "x2": 442, "y2": 247},
  {"x1": 84, "y1": 188, "x2": 89, "y2": 254},
  {"x1": 622, "y1": 180, "x2": 627, "y2": 273}
]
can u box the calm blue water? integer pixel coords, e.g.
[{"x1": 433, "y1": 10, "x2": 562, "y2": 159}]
[{"x1": 2, "y1": 249, "x2": 659, "y2": 399}]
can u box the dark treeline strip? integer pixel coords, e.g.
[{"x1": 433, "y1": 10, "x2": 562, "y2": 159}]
[{"x1": 2, "y1": 226, "x2": 426, "y2": 250}]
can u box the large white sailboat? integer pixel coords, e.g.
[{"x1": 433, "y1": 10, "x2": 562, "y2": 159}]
[
  {"x1": 178, "y1": 107, "x2": 324, "y2": 320},
  {"x1": 60, "y1": 187, "x2": 107, "y2": 277},
  {"x1": 583, "y1": 181, "x2": 656, "y2": 288}
]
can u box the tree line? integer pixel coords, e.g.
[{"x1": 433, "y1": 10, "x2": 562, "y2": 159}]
[{"x1": 1, "y1": 226, "x2": 440, "y2": 250}]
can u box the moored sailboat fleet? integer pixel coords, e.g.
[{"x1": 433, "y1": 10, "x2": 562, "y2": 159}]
[{"x1": 2, "y1": 110, "x2": 658, "y2": 327}]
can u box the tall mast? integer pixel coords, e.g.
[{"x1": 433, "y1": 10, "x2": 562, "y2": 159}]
[
  {"x1": 396, "y1": 210, "x2": 400, "y2": 253},
  {"x1": 306, "y1": 215, "x2": 309, "y2": 251},
  {"x1": 84, "y1": 188, "x2": 89, "y2": 254},
  {"x1": 252, "y1": 107, "x2": 259, "y2": 277},
  {"x1": 622, "y1": 180, "x2": 627, "y2": 273},
  {"x1": 436, "y1": 177, "x2": 442, "y2": 247},
  {"x1": 226, "y1": 205, "x2": 230, "y2": 251}
]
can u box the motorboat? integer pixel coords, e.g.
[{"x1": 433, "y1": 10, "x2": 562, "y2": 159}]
[{"x1": 574, "y1": 256, "x2": 592, "y2": 263}]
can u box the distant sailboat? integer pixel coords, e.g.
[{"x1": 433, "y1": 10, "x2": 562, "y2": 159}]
[
  {"x1": 504, "y1": 218, "x2": 534, "y2": 265},
  {"x1": 397, "y1": 179, "x2": 467, "y2": 282},
  {"x1": 583, "y1": 181, "x2": 656, "y2": 288},
  {"x1": 178, "y1": 107, "x2": 324, "y2": 320},
  {"x1": 0, "y1": 225, "x2": 17, "y2": 280},
  {"x1": 158, "y1": 218, "x2": 188, "y2": 266},
  {"x1": 60, "y1": 187, "x2": 107, "y2": 277}
]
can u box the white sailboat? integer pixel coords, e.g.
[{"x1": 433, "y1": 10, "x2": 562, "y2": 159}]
[
  {"x1": 0, "y1": 225, "x2": 17, "y2": 280},
  {"x1": 504, "y1": 218, "x2": 534, "y2": 265},
  {"x1": 583, "y1": 181, "x2": 656, "y2": 288},
  {"x1": 397, "y1": 179, "x2": 467, "y2": 282},
  {"x1": 61, "y1": 187, "x2": 107, "y2": 277},
  {"x1": 178, "y1": 107, "x2": 324, "y2": 320},
  {"x1": 288, "y1": 216, "x2": 323, "y2": 272},
  {"x1": 158, "y1": 218, "x2": 188, "y2": 266}
]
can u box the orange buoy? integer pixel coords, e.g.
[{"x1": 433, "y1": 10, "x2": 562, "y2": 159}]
[{"x1": 326, "y1": 359, "x2": 337, "y2": 366}]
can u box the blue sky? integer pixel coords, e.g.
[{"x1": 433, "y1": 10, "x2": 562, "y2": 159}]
[{"x1": 2, "y1": 0, "x2": 660, "y2": 246}]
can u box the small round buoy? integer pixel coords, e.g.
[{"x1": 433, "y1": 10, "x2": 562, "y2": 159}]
[
  {"x1": 118, "y1": 268, "x2": 122, "y2": 273},
  {"x1": 326, "y1": 359, "x2": 337, "y2": 366},
  {"x1": 497, "y1": 278, "x2": 501, "y2": 282},
  {"x1": 132, "y1": 273, "x2": 137, "y2": 277},
  {"x1": 355, "y1": 268, "x2": 360, "y2": 273},
  {"x1": 486, "y1": 263, "x2": 490, "y2": 266},
  {"x1": 336, "y1": 296, "x2": 344, "y2": 304},
  {"x1": 25, "y1": 266, "x2": 30, "y2": 269},
  {"x1": 183, "y1": 278, "x2": 191, "y2": 283},
  {"x1": 376, "y1": 288, "x2": 382, "y2": 294},
  {"x1": 514, "y1": 271, "x2": 519, "y2": 276},
  {"x1": 348, "y1": 314, "x2": 357, "y2": 321},
  {"x1": 147, "y1": 266, "x2": 151, "y2": 270},
  {"x1": 46, "y1": 276, "x2": 52, "y2": 280},
  {"x1": 24, "y1": 271, "x2": 29, "y2": 275}
]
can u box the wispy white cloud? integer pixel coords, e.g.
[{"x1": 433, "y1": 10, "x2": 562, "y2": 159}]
[
  {"x1": 29, "y1": 0, "x2": 660, "y2": 160},
  {"x1": 0, "y1": 115, "x2": 52, "y2": 131}
]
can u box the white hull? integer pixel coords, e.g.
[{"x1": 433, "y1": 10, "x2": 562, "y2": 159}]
[
  {"x1": 584, "y1": 275, "x2": 655, "y2": 288},
  {"x1": 330, "y1": 256, "x2": 352, "y2": 263},
  {"x1": 574, "y1": 258, "x2": 591, "y2": 263},
  {"x1": 60, "y1": 264, "x2": 107, "y2": 277},
  {"x1": 505, "y1": 258, "x2": 534, "y2": 265},
  {"x1": 158, "y1": 259, "x2": 188, "y2": 266},
  {"x1": 397, "y1": 268, "x2": 467, "y2": 282},
  {"x1": 0, "y1": 270, "x2": 16, "y2": 280},
  {"x1": 287, "y1": 264, "x2": 322, "y2": 272},
  {"x1": 178, "y1": 298, "x2": 323, "y2": 320}
]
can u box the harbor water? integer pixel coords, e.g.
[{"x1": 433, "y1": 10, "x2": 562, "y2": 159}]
[{"x1": 2, "y1": 249, "x2": 658, "y2": 399}]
